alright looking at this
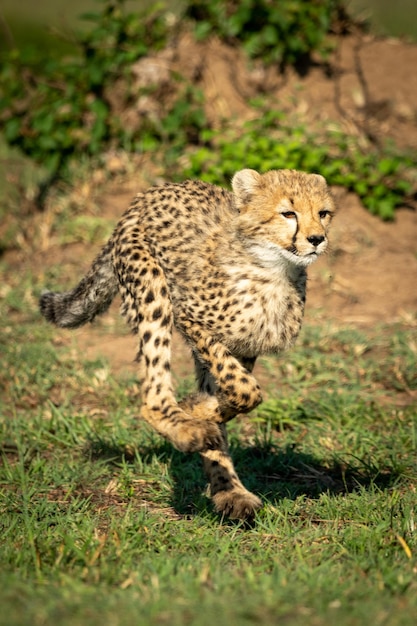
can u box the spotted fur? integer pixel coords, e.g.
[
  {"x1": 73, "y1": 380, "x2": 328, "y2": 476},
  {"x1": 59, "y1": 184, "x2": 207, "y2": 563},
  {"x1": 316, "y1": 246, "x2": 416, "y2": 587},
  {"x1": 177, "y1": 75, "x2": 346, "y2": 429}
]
[{"x1": 40, "y1": 168, "x2": 335, "y2": 519}]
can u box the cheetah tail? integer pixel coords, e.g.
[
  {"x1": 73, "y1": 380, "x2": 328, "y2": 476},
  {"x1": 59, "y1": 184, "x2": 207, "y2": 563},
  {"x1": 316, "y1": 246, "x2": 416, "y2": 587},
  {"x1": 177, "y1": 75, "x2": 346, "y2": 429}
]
[{"x1": 39, "y1": 240, "x2": 119, "y2": 329}]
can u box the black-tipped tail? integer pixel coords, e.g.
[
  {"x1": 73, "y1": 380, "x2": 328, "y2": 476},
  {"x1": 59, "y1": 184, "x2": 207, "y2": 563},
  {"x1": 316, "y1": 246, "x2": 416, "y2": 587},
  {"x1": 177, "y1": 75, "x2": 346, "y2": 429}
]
[
  {"x1": 39, "y1": 291, "x2": 63, "y2": 326},
  {"x1": 39, "y1": 240, "x2": 118, "y2": 329}
]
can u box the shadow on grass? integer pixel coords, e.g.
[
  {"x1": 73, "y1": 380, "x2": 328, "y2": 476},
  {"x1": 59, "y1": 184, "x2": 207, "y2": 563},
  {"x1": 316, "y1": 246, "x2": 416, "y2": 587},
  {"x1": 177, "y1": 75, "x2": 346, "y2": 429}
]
[
  {"x1": 171, "y1": 442, "x2": 400, "y2": 517},
  {"x1": 85, "y1": 435, "x2": 401, "y2": 519}
]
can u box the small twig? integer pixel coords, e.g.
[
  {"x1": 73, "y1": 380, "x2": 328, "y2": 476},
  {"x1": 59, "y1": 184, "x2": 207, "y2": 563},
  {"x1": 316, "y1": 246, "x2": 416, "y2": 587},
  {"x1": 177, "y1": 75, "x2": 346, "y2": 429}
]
[
  {"x1": 333, "y1": 33, "x2": 379, "y2": 147},
  {"x1": 352, "y1": 35, "x2": 380, "y2": 146},
  {"x1": 35, "y1": 155, "x2": 65, "y2": 211}
]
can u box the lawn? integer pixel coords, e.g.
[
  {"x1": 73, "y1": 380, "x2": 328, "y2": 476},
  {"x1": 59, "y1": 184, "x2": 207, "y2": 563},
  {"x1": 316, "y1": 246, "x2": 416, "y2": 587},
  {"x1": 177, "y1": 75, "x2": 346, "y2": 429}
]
[{"x1": 1, "y1": 274, "x2": 416, "y2": 625}]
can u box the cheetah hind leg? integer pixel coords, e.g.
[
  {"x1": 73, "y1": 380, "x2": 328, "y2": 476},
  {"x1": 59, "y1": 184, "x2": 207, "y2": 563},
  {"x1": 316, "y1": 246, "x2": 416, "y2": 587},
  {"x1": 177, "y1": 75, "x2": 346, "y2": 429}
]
[
  {"x1": 137, "y1": 332, "x2": 224, "y2": 454},
  {"x1": 116, "y1": 254, "x2": 223, "y2": 454}
]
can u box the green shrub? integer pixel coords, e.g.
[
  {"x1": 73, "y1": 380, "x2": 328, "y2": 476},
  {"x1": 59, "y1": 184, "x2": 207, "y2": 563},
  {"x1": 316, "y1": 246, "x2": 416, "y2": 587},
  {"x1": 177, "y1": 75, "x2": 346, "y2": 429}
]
[
  {"x1": 184, "y1": 0, "x2": 342, "y2": 67},
  {"x1": 181, "y1": 112, "x2": 416, "y2": 220},
  {"x1": 0, "y1": 0, "x2": 415, "y2": 219},
  {"x1": 0, "y1": 0, "x2": 207, "y2": 200},
  {"x1": 0, "y1": 2, "x2": 165, "y2": 165}
]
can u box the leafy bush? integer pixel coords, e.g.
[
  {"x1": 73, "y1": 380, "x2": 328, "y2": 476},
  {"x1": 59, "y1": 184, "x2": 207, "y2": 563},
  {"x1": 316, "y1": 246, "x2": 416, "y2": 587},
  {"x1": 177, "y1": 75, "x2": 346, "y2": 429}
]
[
  {"x1": 181, "y1": 112, "x2": 416, "y2": 220},
  {"x1": 184, "y1": 0, "x2": 342, "y2": 67},
  {"x1": 1, "y1": 3, "x2": 160, "y2": 161},
  {"x1": 0, "y1": 0, "x2": 207, "y2": 200},
  {"x1": 0, "y1": 0, "x2": 415, "y2": 219}
]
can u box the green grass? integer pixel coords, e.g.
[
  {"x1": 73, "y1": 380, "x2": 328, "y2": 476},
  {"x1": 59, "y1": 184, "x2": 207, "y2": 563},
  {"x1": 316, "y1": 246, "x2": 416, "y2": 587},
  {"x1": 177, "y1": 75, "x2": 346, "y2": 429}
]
[
  {"x1": 1, "y1": 274, "x2": 416, "y2": 625},
  {"x1": 0, "y1": 0, "x2": 155, "y2": 55},
  {"x1": 351, "y1": 0, "x2": 417, "y2": 41},
  {"x1": 0, "y1": 135, "x2": 44, "y2": 215}
]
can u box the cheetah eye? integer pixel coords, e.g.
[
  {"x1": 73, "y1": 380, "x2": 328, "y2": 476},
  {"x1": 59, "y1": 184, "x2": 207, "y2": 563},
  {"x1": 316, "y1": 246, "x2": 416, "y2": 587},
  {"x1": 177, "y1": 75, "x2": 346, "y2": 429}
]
[
  {"x1": 319, "y1": 210, "x2": 331, "y2": 219},
  {"x1": 281, "y1": 211, "x2": 296, "y2": 219}
]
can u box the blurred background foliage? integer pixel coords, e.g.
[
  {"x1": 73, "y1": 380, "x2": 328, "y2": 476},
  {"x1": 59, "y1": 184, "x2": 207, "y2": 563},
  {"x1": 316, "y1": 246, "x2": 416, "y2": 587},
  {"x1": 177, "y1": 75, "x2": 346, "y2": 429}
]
[{"x1": 0, "y1": 0, "x2": 416, "y2": 220}]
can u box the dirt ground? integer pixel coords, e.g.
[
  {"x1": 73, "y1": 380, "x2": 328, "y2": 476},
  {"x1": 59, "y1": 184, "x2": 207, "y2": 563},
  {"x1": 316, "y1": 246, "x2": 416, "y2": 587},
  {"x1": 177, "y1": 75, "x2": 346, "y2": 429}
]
[{"x1": 6, "y1": 33, "x2": 417, "y2": 374}]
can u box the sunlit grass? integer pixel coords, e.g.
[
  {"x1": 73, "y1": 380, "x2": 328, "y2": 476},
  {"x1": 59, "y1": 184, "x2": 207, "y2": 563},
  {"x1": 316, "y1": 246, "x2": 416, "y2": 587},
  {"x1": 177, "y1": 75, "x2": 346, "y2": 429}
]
[{"x1": 1, "y1": 280, "x2": 416, "y2": 625}]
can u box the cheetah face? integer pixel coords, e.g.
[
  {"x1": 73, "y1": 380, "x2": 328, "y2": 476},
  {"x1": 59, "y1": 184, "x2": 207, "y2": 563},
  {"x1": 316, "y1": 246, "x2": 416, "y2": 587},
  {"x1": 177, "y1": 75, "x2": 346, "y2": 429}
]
[
  {"x1": 273, "y1": 196, "x2": 333, "y2": 267},
  {"x1": 232, "y1": 168, "x2": 336, "y2": 268}
]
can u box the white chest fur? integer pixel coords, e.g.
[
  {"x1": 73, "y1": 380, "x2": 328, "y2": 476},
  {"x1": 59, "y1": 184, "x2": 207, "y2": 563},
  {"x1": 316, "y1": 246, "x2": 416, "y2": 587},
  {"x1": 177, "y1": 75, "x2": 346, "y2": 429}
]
[{"x1": 221, "y1": 262, "x2": 306, "y2": 357}]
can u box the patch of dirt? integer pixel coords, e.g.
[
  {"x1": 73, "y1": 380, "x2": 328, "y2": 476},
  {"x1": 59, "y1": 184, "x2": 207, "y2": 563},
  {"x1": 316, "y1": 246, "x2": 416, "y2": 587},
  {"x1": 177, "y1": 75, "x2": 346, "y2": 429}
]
[
  {"x1": 5, "y1": 33, "x2": 417, "y2": 376},
  {"x1": 306, "y1": 188, "x2": 417, "y2": 325},
  {"x1": 175, "y1": 31, "x2": 417, "y2": 150}
]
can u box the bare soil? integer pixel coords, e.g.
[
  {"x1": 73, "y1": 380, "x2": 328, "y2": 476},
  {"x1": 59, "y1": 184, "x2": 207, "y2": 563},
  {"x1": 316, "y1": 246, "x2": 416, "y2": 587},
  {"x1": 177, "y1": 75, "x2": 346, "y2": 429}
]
[{"x1": 5, "y1": 33, "x2": 417, "y2": 375}]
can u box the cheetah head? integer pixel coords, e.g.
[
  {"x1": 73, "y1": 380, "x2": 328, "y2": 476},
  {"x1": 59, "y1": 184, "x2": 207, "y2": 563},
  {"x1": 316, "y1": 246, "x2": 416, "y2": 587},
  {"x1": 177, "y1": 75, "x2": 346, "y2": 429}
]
[{"x1": 232, "y1": 168, "x2": 336, "y2": 268}]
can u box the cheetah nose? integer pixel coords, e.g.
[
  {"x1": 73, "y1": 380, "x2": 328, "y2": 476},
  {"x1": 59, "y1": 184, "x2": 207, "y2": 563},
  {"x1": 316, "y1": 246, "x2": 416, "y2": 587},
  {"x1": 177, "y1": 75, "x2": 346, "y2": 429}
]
[{"x1": 307, "y1": 235, "x2": 325, "y2": 247}]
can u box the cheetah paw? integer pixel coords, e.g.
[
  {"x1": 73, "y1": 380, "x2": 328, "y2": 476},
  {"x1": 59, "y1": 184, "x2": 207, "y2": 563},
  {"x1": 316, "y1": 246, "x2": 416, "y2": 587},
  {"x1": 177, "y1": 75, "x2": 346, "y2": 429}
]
[
  {"x1": 212, "y1": 488, "x2": 263, "y2": 520},
  {"x1": 141, "y1": 404, "x2": 224, "y2": 454},
  {"x1": 178, "y1": 393, "x2": 224, "y2": 423},
  {"x1": 170, "y1": 419, "x2": 224, "y2": 454}
]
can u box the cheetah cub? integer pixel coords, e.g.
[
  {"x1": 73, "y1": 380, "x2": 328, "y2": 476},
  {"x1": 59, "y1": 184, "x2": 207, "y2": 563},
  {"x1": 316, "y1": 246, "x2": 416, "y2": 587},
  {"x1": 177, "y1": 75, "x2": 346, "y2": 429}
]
[{"x1": 40, "y1": 168, "x2": 335, "y2": 519}]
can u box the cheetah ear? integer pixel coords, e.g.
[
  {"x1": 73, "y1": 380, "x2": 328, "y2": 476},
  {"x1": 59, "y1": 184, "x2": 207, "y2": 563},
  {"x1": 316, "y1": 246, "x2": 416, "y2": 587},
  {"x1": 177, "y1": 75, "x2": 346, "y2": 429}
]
[
  {"x1": 310, "y1": 173, "x2": 327, "y2": 186},
  {"x1": 232, "y1": 169, "x2": 261, "y2": 208}
]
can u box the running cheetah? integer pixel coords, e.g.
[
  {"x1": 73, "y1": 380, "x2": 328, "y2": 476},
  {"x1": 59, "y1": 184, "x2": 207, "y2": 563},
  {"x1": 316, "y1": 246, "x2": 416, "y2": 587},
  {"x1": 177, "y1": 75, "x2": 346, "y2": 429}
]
[{"x1": 40, "y1": 168, "x2": 335, "y2": 519}]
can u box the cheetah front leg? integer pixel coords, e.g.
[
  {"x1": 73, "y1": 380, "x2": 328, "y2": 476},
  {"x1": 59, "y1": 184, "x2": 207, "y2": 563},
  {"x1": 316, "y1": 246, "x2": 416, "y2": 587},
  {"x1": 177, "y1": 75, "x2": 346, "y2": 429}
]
[
  {"x1": 201, "y1": 427, "x2": 263, "y2": 519},
  {"x1": 193, "y1": 354, "x2": 263, "y2": 519},
  {"x1": 182, "y1": 322, "x2": 263, "y2": 418}
]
